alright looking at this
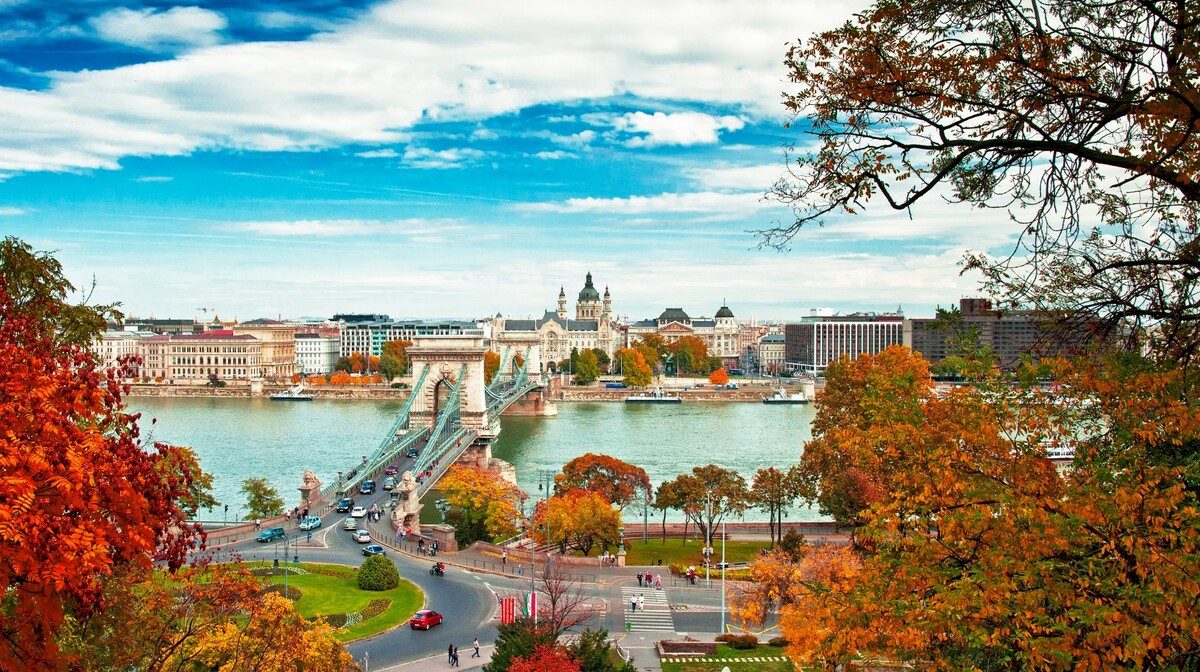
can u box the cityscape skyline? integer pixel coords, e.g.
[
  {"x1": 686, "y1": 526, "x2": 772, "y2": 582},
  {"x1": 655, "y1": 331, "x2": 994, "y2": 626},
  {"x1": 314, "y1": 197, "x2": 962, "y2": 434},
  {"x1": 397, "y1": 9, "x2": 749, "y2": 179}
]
[{"x1": 1, "y1": 0, "x2": 1023, "y2": 321}]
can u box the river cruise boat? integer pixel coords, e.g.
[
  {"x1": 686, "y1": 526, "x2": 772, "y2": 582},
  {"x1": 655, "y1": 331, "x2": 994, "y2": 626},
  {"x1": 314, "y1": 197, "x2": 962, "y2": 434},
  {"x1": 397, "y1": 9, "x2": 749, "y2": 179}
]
[
  {"x1": 762, "y1": 386, "x2": 809, "y2": 405},
  {"x1": 625, "y1": 387, "x2": 682, "y2": 404},
  {"x1": 270, "y1": 384, "x2": 314, "y2": 401}
]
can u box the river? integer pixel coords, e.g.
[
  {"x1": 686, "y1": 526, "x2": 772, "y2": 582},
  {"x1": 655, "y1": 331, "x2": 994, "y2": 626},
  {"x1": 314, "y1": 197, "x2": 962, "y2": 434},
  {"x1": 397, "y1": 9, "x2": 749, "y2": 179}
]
[{"x1": 128, "y1": 397, "x2": 822, "y2": 522}]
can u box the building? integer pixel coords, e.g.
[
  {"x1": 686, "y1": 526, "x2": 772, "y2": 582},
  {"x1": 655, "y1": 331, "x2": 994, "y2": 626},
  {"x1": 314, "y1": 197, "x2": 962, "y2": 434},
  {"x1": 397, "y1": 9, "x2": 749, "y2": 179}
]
[
  {"x1": 339, "y1": 320, "x2": 483, "y2": 358},
  {"x1": 758, "y1": 333, "x2": 787, "y2": 374},
  {"x1": 119, "y1": 318, "x2": 200, "y2": 335},
  {"x1": 906, "y1": 298, "x2": 1090, "y2": 369},
  {"x1": 295, "y1": 333, "x2": 340, "y2": 375},
  {"x1": 91, "y1": 330, "x2": 149, "y2": 378},
  {"x1": 232, "y1": 318, "x2": 297, "y2": 381},
  {"x1": 784, "y1": 312, "x2": 905, "y2": 374},
  {"x1": 490, "y1": 272, "x2": 619, "y2": 369},
  {"x1": 625, "y1": 303, "x2": 742, "y2": 364},
  {"x1": 144, "y1": 331, "x2": 262, "y2": 383}
]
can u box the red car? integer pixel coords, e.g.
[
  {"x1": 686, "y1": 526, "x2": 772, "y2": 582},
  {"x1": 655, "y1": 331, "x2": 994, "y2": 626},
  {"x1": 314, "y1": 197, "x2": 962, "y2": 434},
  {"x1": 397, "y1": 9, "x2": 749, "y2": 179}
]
[
  {"x1": 409, "y1": 609, "x2": 443, "y2": 630},
  {"x1": 384, "y1": 464, "x2": 399, "y2": 475}
]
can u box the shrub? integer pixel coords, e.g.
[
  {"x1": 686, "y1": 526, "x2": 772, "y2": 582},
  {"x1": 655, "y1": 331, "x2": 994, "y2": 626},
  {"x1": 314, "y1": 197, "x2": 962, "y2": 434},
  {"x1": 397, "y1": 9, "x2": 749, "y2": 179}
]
[
  {"x1": 768, "y1": 636, "x2": 788, "y2": 647},
  {"x1": 357, "y1": 555, "x2": 399, "y2": 591},
  {"x1": 717, "y1": 634, "x2": 758, "y2": 649}
]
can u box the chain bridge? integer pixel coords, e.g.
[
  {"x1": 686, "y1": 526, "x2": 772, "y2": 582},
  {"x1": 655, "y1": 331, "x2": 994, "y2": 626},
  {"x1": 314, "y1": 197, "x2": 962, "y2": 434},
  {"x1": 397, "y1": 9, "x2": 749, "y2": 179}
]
[{"x1": 317, "y1": 335, "x2": 552, "y2": 532}]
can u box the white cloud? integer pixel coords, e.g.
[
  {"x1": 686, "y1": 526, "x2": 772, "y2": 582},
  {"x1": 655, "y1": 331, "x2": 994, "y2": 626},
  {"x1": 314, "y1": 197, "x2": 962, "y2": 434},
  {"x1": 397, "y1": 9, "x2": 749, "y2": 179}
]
[
  {"x1": 403, "y1": 147, "x2": 486, "y2": 169},
  {"x1": 684, "y1": 164, "x2": 783, "y2": 191},
  {"x1": 470, "y1": 128, "x2": 498, "y2": 141},
  {"x1": 616, "y1": 111, "x2": 744, "y2": 147},
  {"x1": 0, "y1": 0, "x2": 863, "y2": 174},
  {"x1": 91, "y1": 7, "x2": 227, "y2": 51},
  {"x1": 532, "y1": 150, "x2": 575, "y2": 160},
  {"x1": 255, "y1": 11, "x2": 334, "y2": 32},
  {"x1": 134, "y1": 175, "x2": 173, "y2": 182},
  {"x1": 0, "y1": 206, "x2": 25, "y2": 215},
  {"x1": 523, "y1": 191, "x2": 768, "y2": 218},
  {"x1": 355, "y1": 148, "x2": 399, "y2": 158},
  {"x1": 224, "y1": 218, "x2": 461, "y2": 237}
]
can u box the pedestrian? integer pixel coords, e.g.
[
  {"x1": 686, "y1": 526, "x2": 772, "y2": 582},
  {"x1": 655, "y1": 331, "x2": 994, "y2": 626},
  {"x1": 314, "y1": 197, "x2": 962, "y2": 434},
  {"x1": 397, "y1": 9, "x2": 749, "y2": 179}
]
[
  {"x1": 655, "y1": 576, "x2": 662, "y2": 590},
  {"x1": 448, "y1": 643, "x2": 454, "y2": 664},
  {"x1": 254, "y1": 519, "x2": 260, "y2": 530},
  {"x1": 645, "y1": 571, "x2": 652, "y2": 586},
  {"x1": 638, "y1": 594, "x2": 645, "y2": 611},
  {"x1": 501, "y1": 549, "x2": 507, "y2": 565},
  {"x1": 452, "y1": 645, "x2": 459, "y2": 667},
  {"x1": 630, "y1": 595, "x2": 637, "y2": 612},
  {"x1": 302, "y1": 506, "x2": 309, "y2": 518},
  {"x1": 637, "y1": 572, "x2": 643, "y2": 587},
  {"x1": 472, "y1": 638, "x2": 480, "y2": 658}
]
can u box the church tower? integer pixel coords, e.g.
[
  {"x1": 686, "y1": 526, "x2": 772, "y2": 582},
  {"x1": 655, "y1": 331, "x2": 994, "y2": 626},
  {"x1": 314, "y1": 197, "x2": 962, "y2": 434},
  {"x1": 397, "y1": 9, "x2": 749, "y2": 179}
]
[
  {"x1": 602, "y1": 286, "x2": 612, "y2": 319},
  {"x1": 576, "y1": 272, "x2": 601, "y2": 320},
  {"x1": 557, "y1": 287, "x2": 568, "y2": 320}
]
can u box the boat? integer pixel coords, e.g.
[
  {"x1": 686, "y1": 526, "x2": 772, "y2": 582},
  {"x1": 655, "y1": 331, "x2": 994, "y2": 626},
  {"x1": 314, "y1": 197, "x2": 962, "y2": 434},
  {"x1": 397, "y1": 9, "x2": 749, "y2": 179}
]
[
  {"x1": 271, "y1": 384, "x2": 315, "y2": 401},
  {"x1": 625, "y1": 387, "x2": 682, "y2": 404},
  {"x1": 762, "y1": 386, "x2": 808, "y2": 404}
]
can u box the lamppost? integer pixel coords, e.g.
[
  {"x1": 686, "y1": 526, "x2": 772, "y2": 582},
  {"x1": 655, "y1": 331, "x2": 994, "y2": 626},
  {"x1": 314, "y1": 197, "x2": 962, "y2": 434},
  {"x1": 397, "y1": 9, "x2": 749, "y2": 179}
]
[
  {"x1": 720, "y1": 518, "x2": 727, "y2": 633},
  {"x1": 704, "y1": 492, "x2": 714, "y2": 589},
  {"x1": 618, "y1": 526, "x2": 625, "y2": 554}
]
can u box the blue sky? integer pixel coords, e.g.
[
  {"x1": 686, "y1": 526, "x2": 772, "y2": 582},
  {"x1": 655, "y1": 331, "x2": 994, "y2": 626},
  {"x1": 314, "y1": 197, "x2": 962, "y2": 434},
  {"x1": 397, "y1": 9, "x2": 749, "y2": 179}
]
[{"x1": 0, "y1": 0, "x2": 1019, "y2": 322}]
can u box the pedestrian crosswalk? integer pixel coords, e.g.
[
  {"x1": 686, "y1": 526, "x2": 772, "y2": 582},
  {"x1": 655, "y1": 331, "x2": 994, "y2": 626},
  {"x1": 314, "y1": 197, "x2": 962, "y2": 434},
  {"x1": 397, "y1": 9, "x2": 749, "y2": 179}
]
[{"x1": 621, "y1": 586, "x2": 674, "y2": 632}]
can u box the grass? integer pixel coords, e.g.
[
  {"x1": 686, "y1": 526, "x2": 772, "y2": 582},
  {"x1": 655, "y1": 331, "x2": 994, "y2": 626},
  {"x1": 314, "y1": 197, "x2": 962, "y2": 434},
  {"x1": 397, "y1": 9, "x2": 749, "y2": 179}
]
[
  {"x1": 256, "y1": 562, "x2": 424, "y2": 641},
  {"x1": 622, "y1": 537, "x2": 770, "y2": 569},
  {"x1": 659, "y1": 645, "x2": 793, "y2": 672}
]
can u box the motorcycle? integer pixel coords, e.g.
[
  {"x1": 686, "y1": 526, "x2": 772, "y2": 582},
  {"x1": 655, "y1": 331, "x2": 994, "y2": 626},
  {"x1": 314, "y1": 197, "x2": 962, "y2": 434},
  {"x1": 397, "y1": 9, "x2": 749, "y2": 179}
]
[{"x1": 430, "y1": 563, "x2": 445, "y2": 577}]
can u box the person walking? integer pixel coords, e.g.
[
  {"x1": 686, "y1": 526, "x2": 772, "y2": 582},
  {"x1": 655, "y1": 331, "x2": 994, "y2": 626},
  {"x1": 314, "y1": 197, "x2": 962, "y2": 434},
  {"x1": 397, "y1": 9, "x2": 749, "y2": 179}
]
[
  {"x1": 637, "y1": 572, "x2": 643, "y2": 587},
  {"x1": 637, "y1": 594, "x2": 645, "y2": 612},
  {"x1": 448, "y1": 643, "x2": 454, "y2": 664},
  {"x1": 655, "y1": 576, "x2": 662, "y2": 590},
  {"x1": 254, "y1": 519, "x2": 260, "y2": 531},
  {"x1": 472, "y1": 638, "x2": 480, "y2": 658},
  {"x1": 451, "y1": 645, "x2": 459, "y2": 667},
  {"x1": 630, "y1": 595, "x2": 637, "y2": 613},
  {"x1": 501, "y1": 549, "x2": 507, "y2": 565}
]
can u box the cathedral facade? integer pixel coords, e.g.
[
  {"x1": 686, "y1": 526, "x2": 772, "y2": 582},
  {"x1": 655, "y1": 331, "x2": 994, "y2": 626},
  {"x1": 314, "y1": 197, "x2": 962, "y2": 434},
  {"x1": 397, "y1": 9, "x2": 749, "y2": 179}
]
[{"x1": 490, "y1": 272, "x2": 618, "y2": 371}]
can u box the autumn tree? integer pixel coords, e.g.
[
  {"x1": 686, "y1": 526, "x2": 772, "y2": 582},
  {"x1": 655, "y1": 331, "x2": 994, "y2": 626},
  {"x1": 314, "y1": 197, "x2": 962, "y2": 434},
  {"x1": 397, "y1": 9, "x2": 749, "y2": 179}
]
[
  {"x1": 483, "y1": 349, "x2": 501, "y2": 385},
  {"x1": 534, "y1": 561, "x2": 600, "y2": 639},
  {"x1": 509, "y1": 645, "x2": 581, "y2": 672},
  {"x1": 767, "y1": 0, "x2": 1200, "y2": 364},
  {"x1": 484, "y1": 619, "x2": 556, "y2": 672},
  {"x1": 573, "y1": 349, "x2": 600, "y2": 385},
  {"x1": 558, "y1": 453, "x2": 651, "y2": 510},
  {"x1": 614, "y1": 348, "x2": 653, "y2": 388},
  {"x1": 381, "y1": 338, "x2": 410, "y2": 370},
  {"x1": 0, "y1": 237, "x2": 207, "y2": 671},
  {"x1": 240, "y1": 477, "x2": 284, "y2": 520},
  {"x1": 589, "y1": 347, "x2": 611, "y2": 374},
  {"x1": 439, "y1": 465, "x2": 525, "y2": 545},
  {"x1": 157, "y1": 447, "x2": 219, "y2": 519},
  {"x1": 329, "y1": 370, "x2": 352, "y2": 385},
  {"x1": 709, "y1": 368, "x2": 729, "y2": 386},
  {"x1": 539, "y1": 489, "x2": 621, "y2": 556},
  {"x1": 633, "y1": 334, "x2": 668, "y2": 359},
  {"x1": 333, "y1": 356, "x2": 352, "y2": 373},
  {"x1": 749, "y1": 466, "x2": 803, "y2": 547},
  {"x1": 652, "y1": 480, "x2": 680, "y2": 545},
  {"x1": 664, "y1": 465, "x2": 749, "y2": 548},
  {"x1": 670, "y1": 335, "x2": 710, "y2": 374}
]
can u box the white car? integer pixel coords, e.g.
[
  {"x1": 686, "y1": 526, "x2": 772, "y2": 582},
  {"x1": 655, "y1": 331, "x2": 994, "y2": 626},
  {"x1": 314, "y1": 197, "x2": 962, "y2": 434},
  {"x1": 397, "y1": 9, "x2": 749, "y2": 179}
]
[
  {"x1": 343, "y1": 517, "x2": 357, "y2": 531},
  {"x1": 351, "y1": 529, "x2": 371, "y2": 543},
  {"x1": 351, "y1": 506, "x2": 367, "y2": 518}
]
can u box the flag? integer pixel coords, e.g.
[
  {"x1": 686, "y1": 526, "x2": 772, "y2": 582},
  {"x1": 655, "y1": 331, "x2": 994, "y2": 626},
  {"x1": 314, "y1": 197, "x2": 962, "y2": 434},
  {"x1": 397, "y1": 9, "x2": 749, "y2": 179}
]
[
  {"x1": 500, "y1": 597, "x2": 516, "y2": 624},
  {"x1": 525, "y1": 591, "x2": 537, "y2": 618}
]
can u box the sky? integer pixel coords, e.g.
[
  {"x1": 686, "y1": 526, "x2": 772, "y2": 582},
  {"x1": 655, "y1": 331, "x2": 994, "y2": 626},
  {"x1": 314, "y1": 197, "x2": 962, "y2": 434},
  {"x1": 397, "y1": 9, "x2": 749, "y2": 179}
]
[{"x1": 0, "y1": 0, "x2": 1023, "y2": 323}]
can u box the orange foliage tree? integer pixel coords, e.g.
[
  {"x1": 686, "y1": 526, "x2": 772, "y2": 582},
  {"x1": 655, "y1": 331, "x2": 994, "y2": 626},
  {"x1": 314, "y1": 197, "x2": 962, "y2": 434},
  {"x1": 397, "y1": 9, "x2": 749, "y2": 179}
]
[
  {"x1": 614, "y1": 347, "x2": 653, "y2": 388},
  {"x1": 509, "y1": 645, "x2": 581, "y2": 672},
  {"x1": 538, "y1": 488, "x2": 621, "y2": 556},
  {"x1": 484, "y1": 350, "x2": 501, "y2": 385},
  {"x1": 329, "y1": 370, "x2": 352, "y2": 385},
  {"x1": 0, "y1": 237, "x2": 207, "y2": 670},
  {"x1": 558, "y1": 453, "x2": 651, "y2": 509},
  {"x1": 708, "y1": 368, "x2": 729, "y2": 386},
  {"x1": 439, "y1": 465, "x2": 525, "y2": 545}
]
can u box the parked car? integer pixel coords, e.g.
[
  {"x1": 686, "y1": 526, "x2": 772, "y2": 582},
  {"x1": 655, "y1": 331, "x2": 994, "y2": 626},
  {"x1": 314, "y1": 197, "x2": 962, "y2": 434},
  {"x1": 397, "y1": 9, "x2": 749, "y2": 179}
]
[
  {"x1": 384, "y1": 464, "x2": 399, "y2": 475},
  {"x1": 360, "y1": 480, "x2": 376, "y2": 495},
  {"x1": 362, "y1": 544, "x2": 386, "y2": 557},
  {"x1": 409, "y1": 609, "x2": 443, "y2": 630},
  {"x1": 343, "y1": 517, "x2": 357, "y2": 531},
  {"x1": 351, "y1": 529, "x2": 371, "y2": 543},
  {"x1": 383, "y1": 476, "x2": 397, "y2": 490},
  {"x1": 351, "y1": 506, "x2": 367, "y2": 518},
  {"x1": 336, "y1": 498, "x2": 354, "y2": 513},
  {"x1": 298, "y1": 516, "x2": 322, "y2": 531},
  {"x1": 256, "y1": 527, "x2": 285, "y2": 543}
]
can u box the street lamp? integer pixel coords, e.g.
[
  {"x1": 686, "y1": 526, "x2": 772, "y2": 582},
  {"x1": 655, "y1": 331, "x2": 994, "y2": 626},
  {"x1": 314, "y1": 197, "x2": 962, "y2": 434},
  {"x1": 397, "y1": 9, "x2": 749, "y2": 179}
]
[
  {"x1": 720, "y1": 518, "x2": 727, "y2": 633},
  {"x1": 618, "y1": 526, "x2": 625, "y2": 554}
]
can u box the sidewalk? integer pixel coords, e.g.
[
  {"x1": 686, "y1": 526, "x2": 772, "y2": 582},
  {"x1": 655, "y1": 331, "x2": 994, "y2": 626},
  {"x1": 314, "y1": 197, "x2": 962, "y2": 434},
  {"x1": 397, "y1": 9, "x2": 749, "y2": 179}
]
[{"x1": 372, "y1": 645, "x2": 493, "y2": 671}]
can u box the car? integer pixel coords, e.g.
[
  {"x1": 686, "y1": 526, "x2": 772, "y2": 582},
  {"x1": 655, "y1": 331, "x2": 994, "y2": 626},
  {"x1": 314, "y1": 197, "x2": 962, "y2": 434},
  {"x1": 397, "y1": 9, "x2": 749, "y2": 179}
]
[
  {"x1": 343, "y1": 517, "x2": 357, "y2": 531},
  {"x1": 362, "y1": 544, "x2": 386, "y2": 557},
  {"x1": 351, "y1": 529, "x2": 371, "y2": 543},
  {"x1": 335, "y1": 497, "x2": 354, "y2": 513},
  {"x1": 405, "y1": 448, "x2": 419, "y2": 458},
  {"x1": 384, "y1": 464, "x2": 398, "y2": 475},
  {"x1": 351, "y1": 506, "x2": 367, "y2": 518},
  {"x1": 359, "y1": 480, "x2": 376, "y2": 495},
  {"x1": 383, "y1": 476, "x2": 396, "y2": 491},
  {"x1": 298, "y1": 516, "x2": 322, "y2": 531},
  {"x1": 256, "y1": 527, "x2": 285, "y2": 543},
  {"x1": 409, "y1": 609, "x2": 443, "y2": 630}
]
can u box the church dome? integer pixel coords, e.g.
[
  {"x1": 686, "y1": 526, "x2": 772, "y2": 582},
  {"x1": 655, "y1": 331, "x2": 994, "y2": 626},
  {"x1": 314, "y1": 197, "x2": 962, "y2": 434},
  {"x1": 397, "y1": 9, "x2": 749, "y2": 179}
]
[
  {"x1": 715, "y1": 305, "x2": 734, "y2": 319},
  {"x1": 577, "y1": 272, "x2": 601, "y2": 301}
]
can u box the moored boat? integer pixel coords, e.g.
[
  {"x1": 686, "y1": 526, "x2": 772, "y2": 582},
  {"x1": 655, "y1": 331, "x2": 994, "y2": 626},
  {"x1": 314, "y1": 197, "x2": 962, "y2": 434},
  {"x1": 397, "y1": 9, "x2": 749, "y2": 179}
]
[
  {"x1": 271, "y1": 384, "x2": 315, "y2": 401},
  {"x1": 625, "y1": 387, "x2": 682, "y2": 404},
  {"x1": 762, "y1": 386, "x2": 808, "y2": 404}
]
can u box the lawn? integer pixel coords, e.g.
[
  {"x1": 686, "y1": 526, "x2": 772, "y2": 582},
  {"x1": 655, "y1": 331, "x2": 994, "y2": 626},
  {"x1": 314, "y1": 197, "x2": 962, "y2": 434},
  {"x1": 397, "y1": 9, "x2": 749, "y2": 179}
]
[
  {"x1": 256, "y1": 562, "x2": 424, "y2": 641},
  {"x1": 622, "y1": 537, "x2": 770, "y2": 569},
  {"x1": 659, "y1": 645, "x2": 793, "y2": 672}
]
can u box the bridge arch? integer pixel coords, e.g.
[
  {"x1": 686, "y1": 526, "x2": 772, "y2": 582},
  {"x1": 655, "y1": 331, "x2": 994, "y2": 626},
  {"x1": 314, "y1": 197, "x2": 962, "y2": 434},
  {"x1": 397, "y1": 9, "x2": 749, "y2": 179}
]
[{"x1": 407, "y1": 336, "x2": 490, "y2": 432}]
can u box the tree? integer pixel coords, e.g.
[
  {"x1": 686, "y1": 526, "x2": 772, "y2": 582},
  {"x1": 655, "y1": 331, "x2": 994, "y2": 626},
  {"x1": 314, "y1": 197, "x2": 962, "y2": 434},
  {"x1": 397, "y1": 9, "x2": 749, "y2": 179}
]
[
  {"x1": 510, "y1": 645, "x2": 581, "y2": 672},
  {"x1": 329, "y1": 370, "x2": 352, "y2": 385},
  {"x1": 652, "y1": 480, "x2": 680, "y2": 545},
  {"x1": 156, "y1": 446, "x2": 219, "y2": 519},
  {"x1": 573, "y1": 349, "x2": 600, "y2": 385},
  {"x1": 483, "y1": 619, "x2": 556, "y2": 672},
  {"x1": 1, "y1": 237, "x2": 204, "y2": 670},
  {"x1": 664, "y1": 465, "x2": 749, "y2": 548},
  {"x1": 614, "y1": 348, "x2": 652, "y2": 388},
  {"x1": 333, "y1": 356, "x2": 353, "y2": 373},
  {"x1": 533, "y1": 560, "x2": 600, "y2": 639},
  {"x1": 767, "y1": 0, "x2": 1200, "y2": 363},
  {"x1": 379, "y1": 353, "x2": 405, "y2": 383},
  {"x1": 569, "y1": 628, "x2": 637, "y2": 672},
  {"x1": 589, "y1": 348, "x2": 611, "y2": 374},
  {"x1": 749, "y1": 466, "x2": 803, "y2": 547},
  {"x1": 670, "y1": 335, "x2": 710, "y2": 374},
  {"x1": 381, "y1": 338, "x2": 410, "y2": 372},
  {"x1": 483, "y1": 350, "x2": 501, "y2": 385},
  {"x1": 439, "y1": 465, "x2": 525, "y2": 545},
  {"x1": 633, "y1": 334, "x2": 668, "y2": 359},
  {"x1": 358, "y1": 554, "x2": 399, "y2": 591},
  {"x1": 539, "y1": 489, "x2": 621, "y2": 556},
  {"x1": 708, "y1": 368, "x2": 729, "y2": 386},
  {"x1": 558, "y1": 453, "x2": 651, "y2": 509},
  {"x1": 240, "y1": 477, "x2": 284, "y2": 520}
]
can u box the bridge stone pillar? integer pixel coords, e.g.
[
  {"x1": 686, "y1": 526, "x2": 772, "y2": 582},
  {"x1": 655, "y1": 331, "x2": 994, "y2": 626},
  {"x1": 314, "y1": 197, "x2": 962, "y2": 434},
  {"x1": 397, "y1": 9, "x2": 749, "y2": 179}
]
[{"x1": 407, "y1": 336, "x2": 490, "y2": 432}]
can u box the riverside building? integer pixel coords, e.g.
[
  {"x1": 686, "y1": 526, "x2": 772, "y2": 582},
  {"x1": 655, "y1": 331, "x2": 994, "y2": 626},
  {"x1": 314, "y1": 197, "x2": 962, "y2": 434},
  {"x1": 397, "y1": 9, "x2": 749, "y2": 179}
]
[
  {"x1": 784, "y1": 312, "x2": 905, "y2": 375},
  {"x1": 490, "y1": 272, "x2": 620, "y2": 369}
]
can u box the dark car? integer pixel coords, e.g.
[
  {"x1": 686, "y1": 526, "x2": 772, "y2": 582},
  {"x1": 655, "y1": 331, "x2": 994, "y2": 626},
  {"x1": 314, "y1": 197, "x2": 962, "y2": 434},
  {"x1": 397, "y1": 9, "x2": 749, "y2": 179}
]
[
  {"x1": 359, "y1": 480, "x2": 376, "y2": 494},
  {"x1": 336, "y1": 497, "x2": 354, "y2": 513},
  {"x1": 409, "y1": 609, "x2": 443, "y2": 630},
  {"x1": 362, "y1": 544, "x2": 386, "y2": 557},
  {"x1": 405, "y1": 448, "x2": 419, "y2": 458},
  {"x1": 256, "y1": 527, "x2": 285, "y2": 543},
  {"x1": 384, "y1": 464, "x2": 398, "y2": 475}
]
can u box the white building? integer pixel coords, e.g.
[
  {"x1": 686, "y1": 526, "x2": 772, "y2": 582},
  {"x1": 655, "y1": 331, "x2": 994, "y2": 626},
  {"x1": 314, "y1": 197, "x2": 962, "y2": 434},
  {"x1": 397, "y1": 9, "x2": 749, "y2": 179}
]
[
  {"x1": 490, "y1": 272, "x2": 619, "y2": 369},
  {"x1": 624, "y1": 304, "x2": 742, "y2": 364},
  {"x1": 91, "y1": 330, "x2": 149, "y2": 378},
  {"x1": 295, "y1": 333, "x2": 340, "y2": 374}
]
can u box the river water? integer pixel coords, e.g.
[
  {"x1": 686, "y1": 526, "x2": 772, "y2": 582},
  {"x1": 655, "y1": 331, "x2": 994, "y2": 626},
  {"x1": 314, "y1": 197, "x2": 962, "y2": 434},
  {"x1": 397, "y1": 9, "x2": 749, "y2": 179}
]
[{"x1": 128, "y1": 397, "x2": 822, "y2": 522}]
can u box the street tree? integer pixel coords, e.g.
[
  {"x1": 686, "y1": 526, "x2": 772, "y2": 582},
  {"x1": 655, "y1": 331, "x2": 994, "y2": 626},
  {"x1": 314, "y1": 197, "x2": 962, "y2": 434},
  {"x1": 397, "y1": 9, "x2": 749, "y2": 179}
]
[
  {"x1": 589, "y1": 347, "x2": 611, "y2": 374},
  {"x1": 439, "y1": 465, "x2": 525, "y2": 545},
  {"x1": 381, "y1": 338, "x2": 410, "y2": 372},
  {"x1": 573, "y1": 349, "x2": 599, "y2": 385},
  {"x1": 652, "y1": 480, "x2": 680, "y2": 545},
  {"x1": 240, "y1": 477, "x2": 284, "y2": 520},
  {"x1": 379, "y1": 353, "x2": 405, "y2": 383},
  {"x1": 708, "y1": 368, "x2": 729, "y2": 386},
  {"x1": 670, "y1": 335, "x2": 710, "y2": 374},
  {"x1": 509, "y1": 646, "x2": 581, "y2": 672},
  {"x1": 157, "y1": 446, "x2": 219, "y2": 519},
  {"x1": 614, "y1": 348, "x2": 653, "y2": 388},
  {"x1": 558, "y1": 453, "x2": 651, "y2": 509},
  {"x1": 484, "y1": 620, "x2": 556, "y2": 672},
  {"x1": 539, "y1": 488, "x2": 621, "y2": 556},
  {"x1": 749, "y1": 466, "x2": 803, "y2": 547},
  {"x1": 534, "y1": 560, "x2": 600, "y2": 639},
  {"x1": 0, "y1": 237, "x2": 206, "y2": 670},
  {"x1": 333, "y1": 356, "x2": 352, "y2": 373},
  {"x1": 767, "y1": 0, "x2": 1200, "y2": 363},
  {"x1": 665, "y1": 465, "x2": 749, "y2": 549}
]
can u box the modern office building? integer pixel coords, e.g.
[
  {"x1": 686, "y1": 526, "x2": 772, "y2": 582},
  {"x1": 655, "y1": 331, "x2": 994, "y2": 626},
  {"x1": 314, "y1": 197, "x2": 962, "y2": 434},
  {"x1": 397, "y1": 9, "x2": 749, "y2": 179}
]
[
  {"x1": 906, "y1": 298, "x2": 1089, "y2": 369},
  {"x1": 295, "y1": 333, "x2": 341, "y2": 375},
  {"x1": 784, "y1": 312, "x2": 905, "y2": 374},
  {"x1": 339, "y1": 320, "x2": 483, "y2": 358}
]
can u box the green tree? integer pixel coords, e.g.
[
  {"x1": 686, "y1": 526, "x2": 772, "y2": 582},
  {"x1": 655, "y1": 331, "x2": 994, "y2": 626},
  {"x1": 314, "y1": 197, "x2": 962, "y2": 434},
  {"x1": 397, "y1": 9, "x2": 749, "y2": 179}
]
[
  {"x1": 157, "y1": 447, "x2": 219, "y2": 518},
  {"x1": 569, "y1": 628, "x2": 637, "y2": 672},
  {"x1": 381, "y1": 338, "x2": 410, "y2": 372},
  {"x1": 240, "y1": 477, "x2": 284, "y2": 520},
  {"x1": 749, "y1": 466, "x2": 803, "y2": 547},
  {"x1": 589, "y1": 348, "x2": 611, "y2": 374},
  {"x1": 665, "y1": 465, "x2": 749, "y2": 548},
  {"x1": 670, "y1": 335, "x2": 710, "y2": 374},
  {"x1": 332, "y1": 356, "x2": 352, "y2": 373},
  {"x1": 483, "y1": 619, "x2": 557, "y2": 672},
  {"x1": 573, "y1": 349, "x2": 599, "y2": 385},
  {"x1": 357, "y1": 554, "x2": 399, "y2": 591},
  {"x1": 379, "y1": 353, "x2": 405, "y2": 382}
]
